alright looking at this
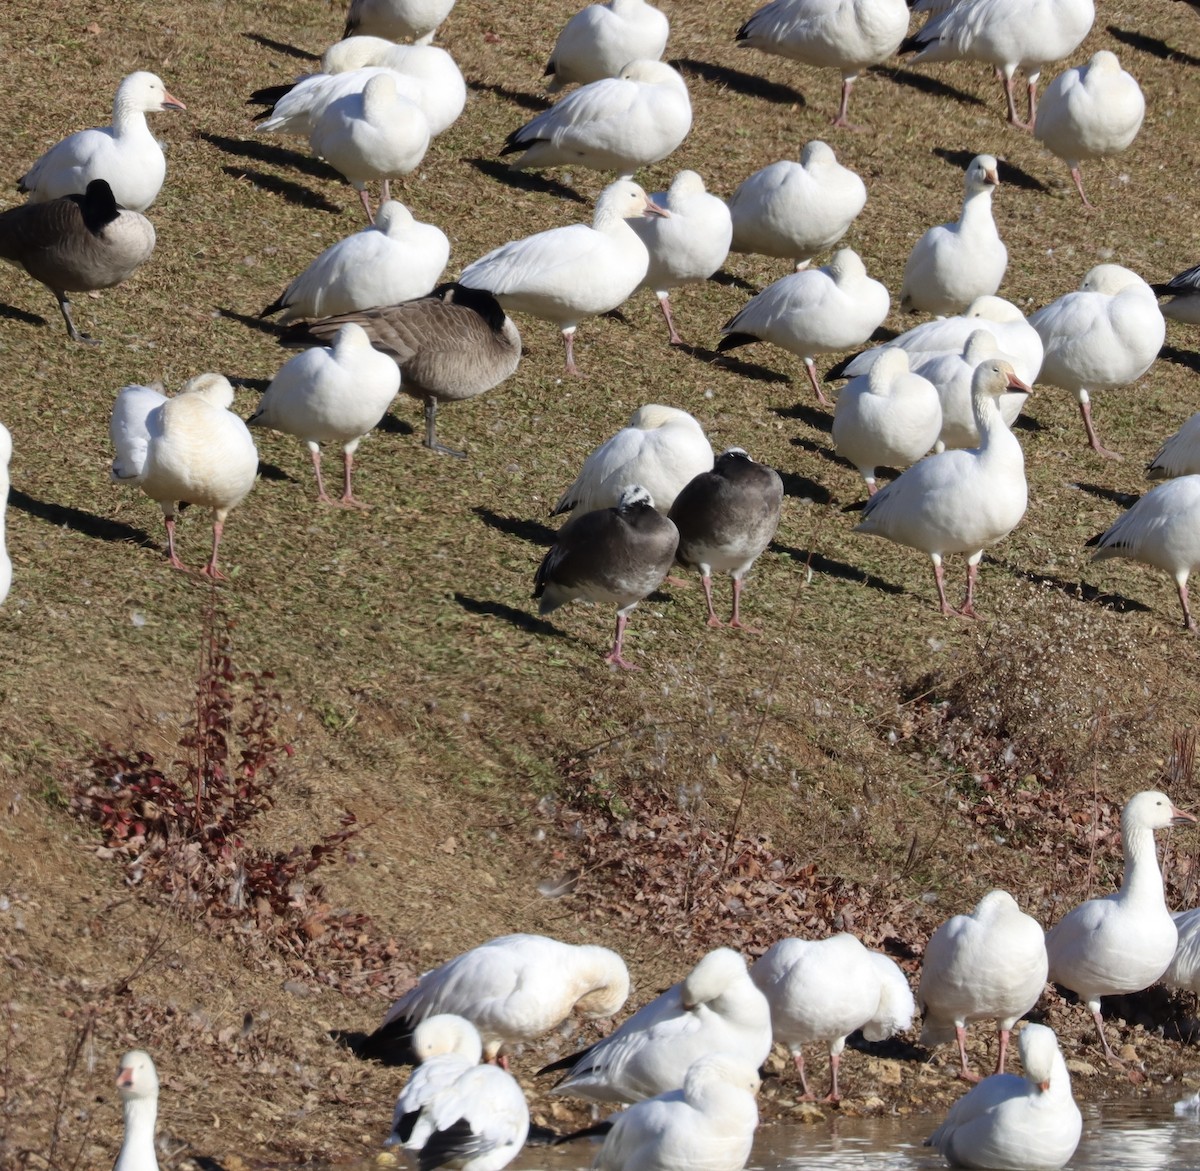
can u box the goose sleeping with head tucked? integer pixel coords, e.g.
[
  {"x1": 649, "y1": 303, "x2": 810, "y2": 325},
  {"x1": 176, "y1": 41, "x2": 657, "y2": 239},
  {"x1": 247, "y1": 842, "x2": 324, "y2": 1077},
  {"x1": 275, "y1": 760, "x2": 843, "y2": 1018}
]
[{"x1": 544, "y1": 0, "x2": 670, "y2": 92}]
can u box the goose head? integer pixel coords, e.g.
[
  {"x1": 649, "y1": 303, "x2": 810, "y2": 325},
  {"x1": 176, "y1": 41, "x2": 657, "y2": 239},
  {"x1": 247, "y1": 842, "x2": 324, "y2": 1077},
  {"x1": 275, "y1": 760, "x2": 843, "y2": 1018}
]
[
  {"x1": 616, "y1": 483, "x2": 656, "y2": 511},
  {"x1": 826, "y1": 247, "x2": 867, "y2": 286},
  {"x1": 595, "y1": 180, "x2": 669, "y2": 225},
  {"x1": 1078, "y1": 263, "x2": 1146, "y2": 296},
  {"x1": 681, "y1": 947, "x2": 747, "y2": 1010},
  {"x1": 618, "y1": 60, "x2": 688, "y2": 96},
  {"x1": 322, "y1": 35, "x2": 393, "y2": 72},
  {"x1": 962, "y1": 329, "x2": 1001, "y2": 364},
  {"x1": 573, "y1": 946, "x2": 631, "y2": 1017},
  {"x1": 965, "y1": 154, "x2": 1000, "y2": 194},
  {"x1": 1016, "y1": 1023, "x2": 1061, "y2": 1092},
  {"x1": 972, "y1": 358, "x2": 1030, "y2": 397},
  {"x1": 119, "y1": 72, "x2": 186, "y2": 114},
  {"x1": 178, "y1": 373, "x2": 235, "y2": 409},
  {"x1": 411, "y1": 1014, "x2": 484, "y2": 1064},
  {"x1": 1084, "y1": 50, "x2": 1123, "y2": 79},
  {"x1": 628, "y1": 403, "x2": 692, "y2": 430},
  {"x1": 684, "y1": 1052, "x2": 762, "y2": 1097},
  {"x1": 1124, "y1": 789, "x2": 1196, "y2": 832},
  {"x1": 667, "y1": 170, "x2": 707, "y2": 200},
  {"x1": 117, "y1": 1050, "x2": 159, "y2": 1101},
  {"x1": 869, "y1": 346, "x2": 913, "y2": 388},
  {"x1": 800, "y1": 140, "x2": 838, "y2": 171},
  {"x1": 964, "y1": 295, "x2": 1025, "y2": 324},
  {"x1": 374, "y1": 201, "x2": 417, "y2": 234}
]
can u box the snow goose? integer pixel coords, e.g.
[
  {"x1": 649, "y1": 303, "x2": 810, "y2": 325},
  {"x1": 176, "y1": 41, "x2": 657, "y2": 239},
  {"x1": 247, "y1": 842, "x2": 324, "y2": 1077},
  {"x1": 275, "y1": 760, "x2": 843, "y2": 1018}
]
[
  {"x1": 1045, "y1": 789, "x2": 1196, "y2": 1060},
  {"x1": 343, "y1": 0, "x2": 456, "y2": 44},
  {"x1": 736, "y1": 0, "x2": 910, "y2": 127},
  {"x1": 727, "y1": 141, "x2": 866, "y2": 271},
  {"x1": 0, "y1": 179, "x2": 155, "y2": 343},
  {"x1": 901, "y1": 155, "x2": 1006, "y2": 316},
  {"x1": 535, "y1": 484, "x2": 679, "y2": 669},
  {"x1": 387, "y1": 1016, "x2": 529, "y2": 1171},
  {"x1": 905, "y1": 0, "x2": 1095, "y2": 129},
  {"x1": 1087, "y1": 476, "x2": 1200, "y2": 632},
  {"x1": 545, "y1": 0, "x2": 670, "y2": 92},
  {"x1": 19, "y1": 72, "x2": 185, "y2": 212},
  {"x1": 361, "y1": 934, "x2": 629, "y2": 1064},
  {"x1": 832, "y1": 347, "x2": 942, "y2": 495},
  {"x1": 717, "y1": 247, "x2": 890, "y2": 406},
  {"x1": 308, "y1": 72, "x2": 430, "y2": 223},
  {"x1": 854, "y1": 358, "x2": 1030, "y2": 617},
  {"x1": 918, "y1": 890, "x2": 1048, "y2": 1081},
  {"x1": 1028, "y1": 263, "x2": 1164, "y2": 459},
  {"x1": 592, "y1": 1053, "x2": 760, "y2": 1171},
  {"x1": 667, "y1": 449, "x2": 784, "y2": 628},
  {"x1": 629, "y1": 170, "x2": 732, "y2": 346},
  {"x1": 554, "y1": 405, "x2": 714, "y2": 518},
  {"x1": 256, "y1": 68, "x2": 426, "y2": 139},
  {"x1": 499, "y1": 60, "x2": 692, "y2": 179},
  {"x1": 1154, "y1": 260, "x2": 1200, "y2": 325},
  {"x1": 113, "y1": 1050, "x2": 159, "y2": 1171},
  {"x1": 459, "y1": 179, "x2": 664, "y2": 375},
  {"x1": 924, "y1": 1023, "x2": 1081, "y2": 1171},
  {"x1": 1034, "y1": 51, "x2": 1144, "y2": 207},
  {"x1": 288, "y1": 284, "x2": 521, "y2": 458},
  {"x1": 0, "y1": 425, "x2": 10, "y2": 607},
  {"x1": 1147, "y1": 413, "x2": 1200, "y2": 480},
  {"x1": 1164, "y1": 908, "x2": 1200, "y2": 994},
  {"x1": 109, "y1": 375, "x2": 259, "y2": 578},
  {"x1": 542, "y1": 947, "x2": 773, "y2": 1102},
  {"x1": 248, "y1": 322, "x2": 400, "y2": 507},
  {"x1": 751, "y1": 935, "x2": 913, "y2": 1102},
  {"x1": 259, "y1": 201, "x2": 449, "y2": 322}
]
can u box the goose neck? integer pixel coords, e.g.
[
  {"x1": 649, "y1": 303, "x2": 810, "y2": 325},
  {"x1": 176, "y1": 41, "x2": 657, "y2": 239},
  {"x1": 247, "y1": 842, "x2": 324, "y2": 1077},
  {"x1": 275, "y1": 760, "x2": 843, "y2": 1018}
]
[
  {"x1": 112, "y1": 97, "x2": 149, "y2": 136},
  {"x1": 116, "y1": 1097, "x2": 158, "y2": 1171},
  {"x1": 959, "y1": 187, "x2": 995, "y2": 228},
  {"x1": 969, "y1": 387, "x2": 1003, "y2": 448},
  {"x1": 1121, "y1": 823, "x2": 1165, "y2": 904}
]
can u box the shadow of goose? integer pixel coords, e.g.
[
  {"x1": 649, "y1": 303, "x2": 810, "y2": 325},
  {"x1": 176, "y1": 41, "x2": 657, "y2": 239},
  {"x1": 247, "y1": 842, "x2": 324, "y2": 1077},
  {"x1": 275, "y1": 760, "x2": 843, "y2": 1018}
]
[
  {"x1": 773, "y1": 401, "x2": 833, "y2": 432},
  {"x1": 467, "y1": 79, "x2": 554, "y2": 113},
  {"x1": 708, "y1": 269, "x2": 759, "y2": 293},
  {"x1": 884, "y1": 67, "x2": 988, "y2": 109},
  {"x1": 454, "y1": 592, "x2": 567, "y2": 637},
  {"x1": 1106, "y1": 25, "x2": 1200, "y2": 68},
  {"x1": 473, "y1": 506, "x2": 558, "y2": 546},
  {"x1": 1160, "y1": 343, "x2": 1200, "y2": 374},
  {"x1": 242, "y1": 32, "x2": 321, "y2": 62},
  {"x1": 933, "y1": 147, "x2": 1050, "y2": 194},
  {"x1": 1000, "y1": 560, "x2": 1153, "y2": 615},
  {"x1": 220, "y1": 167, "x2": 344, "y2": 215},
  {"x1": 218, "y1": 308, "x2": 287, "y2": 338},
  {"x1": 705, "y1": 350, "x2": 792, "y2": 384},
  {"x1": 10, "y1": 489, "x2": 157, "y2": 548},
  {"x1": 0, "y1": 303, "x2": 47, "y2": 329},
  {"x1": 466, "y1": 158, "x2": 588, "y2": 203},
  {"x1": 670, "y1": 57, "x2": 806, "y2": 104},
  {"x1": 202, "y1": 131, "x2": 343, "y2": 183},
  {"x1": 1071, "y1": 481, "x2": 1140, "y2": 509},
  {"x1": 770, "y1": 540, "x2": 908, "y2": 595},
  {"x1": 777, "y1": 470, "x2": 832, "y2": 503}
]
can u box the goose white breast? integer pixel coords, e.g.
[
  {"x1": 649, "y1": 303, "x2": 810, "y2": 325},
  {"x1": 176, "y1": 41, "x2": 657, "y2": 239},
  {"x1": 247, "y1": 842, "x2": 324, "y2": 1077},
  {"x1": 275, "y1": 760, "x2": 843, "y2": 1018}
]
[
  {"x1": 113, "y1": 1050, "x2": 159, "y2": 1171},
  {"x1": 545, "y1": 0, "x2": 670, "y2": 91}
]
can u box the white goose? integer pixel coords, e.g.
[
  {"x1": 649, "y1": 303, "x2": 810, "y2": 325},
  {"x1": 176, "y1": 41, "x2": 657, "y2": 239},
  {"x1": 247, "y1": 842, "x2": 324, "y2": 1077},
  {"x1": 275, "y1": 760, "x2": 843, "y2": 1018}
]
[
  {"x1": 901, "y1": 155, "x2": 1006, "y2": 316},
  {"x1": 924, "y1": 1024, "x2": 1081, "y2": 1171},
  {"x1": 918, "y1": 890, "x2": 1048, "y2": 1081},
  {"x1": 854, "y1": 358, "x2": 1030, "y2": 617},
  {"x1": 1028, "y1": 263, "x2": 1164, "y2": 459},
  {"x1": 1165, "y1": 908, "x2": 1200, "y2": 994},
  {"x1": 19, "y1": 72, "x2": 186, "y2": 212},
  {"x1": 1147, "y1": 412, "x2": 1200, "y2": 480},
  {"x1": 0, "y1": 424, "x2": 10, "y2": 607},
  {"x1": 1045, "y1": 790, "x2": 1196, "y2": 1060},
  {"x1": 717, "y1": 247, "x2": 890, "y2": 406},
  {"x1": 728, "y1": 141, "x2": 867, "y2": 271},
  {"x1": 545, "y1": 0, "x2": 670, "y2": 92},
  {"x1": 459, "y1": 179, "x2": 665, "y2": 375},
  {"x1": 342, "y1": 0, "x2": 456, "y2": 44},
  {"x1": 113, "y1": 1050, "x2": 159, "y2": 1171}
]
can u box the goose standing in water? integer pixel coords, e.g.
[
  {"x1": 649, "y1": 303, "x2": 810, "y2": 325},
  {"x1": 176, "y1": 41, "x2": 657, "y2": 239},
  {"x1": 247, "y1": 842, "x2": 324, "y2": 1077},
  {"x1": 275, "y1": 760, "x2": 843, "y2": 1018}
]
[
  {"x1": 545, "y1": 0, "x2": 670, "y2": 91},
  {"x1": 113, "y1": 1050, "x2": 159, "y2": 1171}
]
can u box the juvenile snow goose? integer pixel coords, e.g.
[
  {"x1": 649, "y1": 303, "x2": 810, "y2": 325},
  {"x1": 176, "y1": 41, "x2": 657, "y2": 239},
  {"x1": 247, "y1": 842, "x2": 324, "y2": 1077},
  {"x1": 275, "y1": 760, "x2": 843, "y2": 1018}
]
[
  {"x1": 343, "y1": 0, "x2": 456, "y2": 44},
  {"x1": 1028, "y1": 263, "x2": 1164, "y2": 459},
  {"x1": 114, "y1": 1050, "x2": 159, "y2": 1171},
  {"x1": 249, "y1": 323, "x2": 400, "y2": 507},
  {"x1": 1034, "y1": 51, "x2": 1144, "y2": 207},
  {"x1": 19, "y1": 71, "x2": 185, "y2": 212},
  {"x1": 667, "y1": 449, "x2": 783, "y2": 629},
  {"x1": 736, "y1": 0, "x2": 911, "y2": 128},
  {"x1": 717, "y1": 247, "x2": 889, "y2": 406},
  {"x1": 1147, "y1": 413, "x2": 1200, "y2": 480},
  {"x1": 727, "y1": 141, "x2": 866, "y2": 271},
  {"x1": 854, "y1": 358, "x2": 1030, "y2": 617},
  {"x1": 918, "y1": 890, "x2": 1048, "y2": 1081},
  {"x1": 0, "y1": 179, "x2": 155, "y2": 343},
  {"x1": 362, "y1": 934, "x2": 629, "y2": 1064},
  {"x1": 924, "y1": 1023, "x2": 1081, "y2": 1171},
  {"x1": 541, "y1": 947, "x2": 773, "y2": 1102},
  {"x1": 1044, "y1": 789, "x2": 1196, "y2": 1060},
  {"x1": 459, "y1": 179, "x2": 664, "y2": 375},
  {"x1": 901, "y1": 155, "x2": 1006, "y2": 316},
  {"x1": 545, "y1": 0, "x2": 670, "y2": 91},
  {"x1": 0, "y1": 425, "x2": 10, "y2": 607},
  {"x1": 109, "y1": 375, "x2": 259, "y2": 578}
]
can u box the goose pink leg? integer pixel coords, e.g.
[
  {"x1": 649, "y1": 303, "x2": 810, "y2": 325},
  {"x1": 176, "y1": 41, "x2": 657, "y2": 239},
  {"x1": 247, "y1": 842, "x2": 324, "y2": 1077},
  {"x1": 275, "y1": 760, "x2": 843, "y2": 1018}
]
[
  {"x1": 656, "y1": 292, "x2": 684, "y2": 346},
  {"x1": 956, "y1": 1025, "x2": 981, "y2": 1082},
  {"x1": 199, "y1": 520, "x2": 228, "y2": 581},
  {"x1": 804, "y1": 357, "x2": 832, "y2": 407},
  {"x1": 701, "y1": 573, "x2": 723, "y2": 627},
  {"x1": 1078, "y1": 391, "x2": 1121, "y2": 459},
  {"x1": 604, "y1": 611, "x2": 637, "y2": 670},
  {"x1": 163, "y1": 515, "x2": 188, "y2": 572}
]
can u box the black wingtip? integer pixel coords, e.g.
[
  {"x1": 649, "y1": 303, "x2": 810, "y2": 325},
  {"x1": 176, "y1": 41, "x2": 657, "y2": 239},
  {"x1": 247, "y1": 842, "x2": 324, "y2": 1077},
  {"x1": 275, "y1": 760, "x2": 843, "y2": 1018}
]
[
  {"x1": 825, "y1": 352, "x2": 860, "y2": 380},
  {"x1": 543, "y1": 59, "x2": 555, "y2": 77},
  {"x1": 258, "y1": 295, "x2": 286, "y2": 319},
  {"x1": 350, "y1": 1016, "x2": 418, "y2": 1065},
  {"x1": 898, "y1": 33, "x2": 922, "y2": 54},
  {"x1": 1084, "y1": 531, "x2": 1104, "y2": 548},
  {"x1": 716, "y1": 332, "x2": 757, "y2": 354},
  {"x1": 418, "y1": 1119, "x2": 477, "y2": 1171},
  {"x1": 247, "y1": 83, "x2": 292, "y2": 110}
]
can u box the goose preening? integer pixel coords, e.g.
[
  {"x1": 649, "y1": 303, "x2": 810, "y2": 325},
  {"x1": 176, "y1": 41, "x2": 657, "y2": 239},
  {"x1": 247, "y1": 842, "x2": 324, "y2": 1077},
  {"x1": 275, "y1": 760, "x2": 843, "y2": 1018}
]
[
  {"x1": 553, "y1": 405, "x2": 714, "y2": 518},
  {"x1": 1164, "y1": 908, "x2": 1200, "y2": 995},
  {"x1": 545, "y1": 0, "x2": 670, "y2": 92},
  {"x1": 18, "y1": 71, "x2": 185, "y2": 212},
  {"x1": 854, "y1": 359, "x2": 1030, "y2": 617},
  {"x1": 109, "y1": 375, "x2": 259, "y2": 578},
  {"x1": 249, "y1": 322, "x2": 400, "y2": 507},
  {"x1": 1087, "y1": 476, "x2": 1200, "y2": 632},
  {"x1": 1028, "y1": 263, "x2": 1164, "y2": 459},
  {"x1": 387, "y1": 1015, "x2": 529, "y2": 1171},
  {"x1": 917, "y1": 890, "x2": 1048, "y2": 1081},
  {"x1": 1154, "y1": 260, "x2": 1200, "y2": 326},
  {"x1": 735, "y1": 0, "x2": 911, "y2": 128},
  {"x1": 541, "y1": 947, "x2": 773, "y2": 1102},
  {"x1": 904, "y1": 0, "x2": 1095, "y2": 130},
  {"x1": 1045, "y1": 790, "x2": 1196, "y2": 1060},
  {"x1": 360, "y1": 934, "x2": 629, "y2": 1065},
  {"x1": 924, "y1": 1024, "x2": 1081, "y2": 1171},
  {"x1": 717, "y1": 247, "x2": 890, "y2": 406},
  {"x1": 901, "y1": 155, "x2": 1006, "y2": 316},
  {"x1": 0, "y1": 424, "x2": 10, "y2": 607},
  {"x1": 459, "y1": 179, "x2": 664, "y2": 376},
  {"x1": 343, "y1": 0, "x2": 457, "y2": 44},
  {"x1": 751, "y1": 935, "x2": 915, "y2": 1102},
  {"x1": 113, "y1": 1050, "x2": 159, "y2": 1171},
  {"x1": 1034, "y1": 51, "x2": 1144, "y2": 207},
  {"x1": 629, "y1": 170, "x2": 732, "y2": 346},
  {"x1": 831, "y1": 348, "x2": 943, "y2": 495},
  {"x1": 535, "y1": 484, "x2": 679, "y2": 670},
  {"x1": 0, "y1": 179, "x2": 155, "y2": 344},
  {"x1": 289, "y1": 284, "x2": 520, "y2": 458},
  {"x1": 1147, "y1": 413, "x2": 1200, "y2": 481},
  {"x1": 259, "y1": 201, "x2": 449, "y2": 322},
  {"x1": 667, "y1": 449, "x2": 783, "y2": 629},
  {"x1": 727, "y1": 141, "x2": 867, "y2": 271},
  {"x1": 499, "y1": 60, "x2": 692, "y2": 178}
]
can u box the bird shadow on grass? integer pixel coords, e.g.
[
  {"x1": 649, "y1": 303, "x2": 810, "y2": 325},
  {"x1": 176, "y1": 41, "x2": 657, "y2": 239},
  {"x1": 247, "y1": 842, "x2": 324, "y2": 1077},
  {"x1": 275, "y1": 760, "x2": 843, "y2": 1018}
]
[
  {"x1": 1000, "y1": 560, "x2": 1153, "y2": 616},
  {"x1": 242, "y1": 32, "x2": 321, "y2": 62},
  {"x1": 709, "y1": 269, "x2": 758, "y2": 293},
  {"x1": 777, "y1": 470, "x2": 832, "y2": 504},
  {"x1": 218, "y1": 308, "x2": 286, "y2": 339},
  {"x1": 932, "y1": 147, "x2": 1050, "y2": 194},
  {"x1": 0, "y1": 303, "x2": 47, "y2": 329},
  {"x1": 700, "y1": 349, "x2": 791, "y2": 384},
  {"x1": 1107, "y1": 25, "x2": 1200, "y2": 68},
  {"x1": 770, "y1": 539, "x2": 907, "y2": 595},
  {"x1": 1160, "y1": 343, "x2": 1200, "y2": 374},
  {"x1": 1071, "y1": 481, "x2": 1140, "y2": 509},
  {"x1": 454, "y1": 592, "x2": 566, "y2": 638},
  {"x1": 10, "y1": 489, "x2": 157, "y2": 549},
  {"x1": 202, "y1": 132, "x2": 343, "y2": 183},
  {"x1": 467, "y1": 79, "x2": 553, "y2": 113},
  {"x1": 473, "y1": 506, "x2": 557, "y2": 546},
  {"x1": 230, "y1": 375, "x2": 272, "y2": 395},
  {"x1": 774, "y1": 401, "x2": 833, "y2": 433},
  {"x1": 466, "y1": 158, "x2": 588, "y2": 204},
  {"x1": 376, "y1": 413, "x2": 416, "y2": 437},
  {"x1": 327, "y1": 1029, "x2": 408, "y2": 1065},
  {"x1": 671, "y1": 58, "x2": 806, "y2": 105},
  {"x1": 220, "y1": 166, "x2": 344, "y2": 215},
  {"x1": 847, "y1": 1029, "x2": 926, "y2": 1061},
  {"x1": 884, "y1": 67, "x2": 988, "y2": 110},
  {"x1": 792, "y1": 434, "x2": 856, "y2": 474}
]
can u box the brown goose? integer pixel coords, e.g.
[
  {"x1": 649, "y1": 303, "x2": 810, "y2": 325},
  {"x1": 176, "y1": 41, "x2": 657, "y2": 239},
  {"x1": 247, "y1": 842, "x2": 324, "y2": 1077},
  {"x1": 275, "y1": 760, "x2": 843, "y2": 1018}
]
[
  {"x1": 668, "y1": 449, "x2": 783, "y2": 629},
  {"x1": 0, "y1": 179, "x2": 155, "y2": 343},
  {"x1": 534, "y1": 484, "x2": 678, "y2": 669},
  {"x1": 285, "y1": 283, "x2": 520, "y2": 457}
]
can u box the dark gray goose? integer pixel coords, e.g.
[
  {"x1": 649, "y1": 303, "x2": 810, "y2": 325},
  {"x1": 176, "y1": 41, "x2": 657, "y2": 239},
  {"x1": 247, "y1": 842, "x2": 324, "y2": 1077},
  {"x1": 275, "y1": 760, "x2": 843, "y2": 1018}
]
[
  {"x1": 668, "y1": 449, "x2": 783, "y2": 630},
  {"x1": 535, "y1": 484, "x2": 678, "y2": 669},
  {"x1": 285, "y1": 283, "x2": 520, "y2": 457},
  {"x1": 0, "y1": 178, "x2": 155, "y2": 343}
]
